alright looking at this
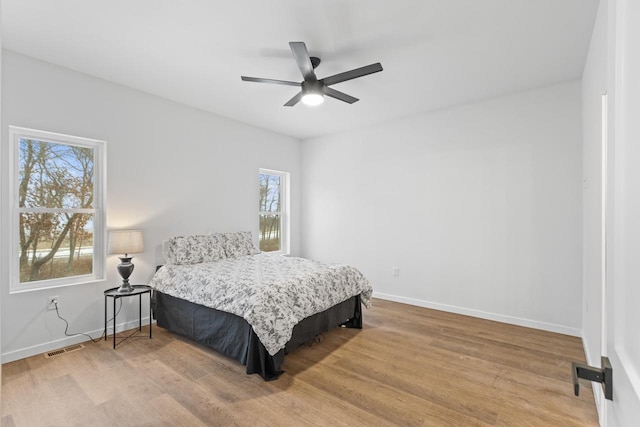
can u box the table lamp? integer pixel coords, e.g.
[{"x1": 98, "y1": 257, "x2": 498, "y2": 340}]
[{"x1": 108, "y1": 229, "x2": 144, "y2": 293}]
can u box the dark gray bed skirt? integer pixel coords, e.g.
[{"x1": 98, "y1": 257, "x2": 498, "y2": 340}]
[{"x1": 154, "y1": 291, "x2": 362, "y2": 380}]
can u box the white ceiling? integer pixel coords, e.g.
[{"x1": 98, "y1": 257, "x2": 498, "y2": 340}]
[{"x1": 2, "y1": 0, "x2": 599, "y2": 140}]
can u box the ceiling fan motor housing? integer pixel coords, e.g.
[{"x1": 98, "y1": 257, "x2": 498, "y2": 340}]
[{"x1": 302, "y1": 80, "x2": 324, "y2": 95}]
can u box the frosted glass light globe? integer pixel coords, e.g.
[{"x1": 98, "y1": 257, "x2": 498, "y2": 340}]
[{"x1": 302, "y1": 93, "x2": 324, "y2": 106}]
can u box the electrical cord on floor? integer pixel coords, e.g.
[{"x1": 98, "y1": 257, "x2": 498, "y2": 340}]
[{"x1": 54, "y1": 300, "x2": 122, "y2": 344}]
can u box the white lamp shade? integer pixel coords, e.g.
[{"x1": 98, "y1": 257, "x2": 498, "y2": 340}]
[{"x1": 108, "y1": 230, "x2": 144, "y2": 255}]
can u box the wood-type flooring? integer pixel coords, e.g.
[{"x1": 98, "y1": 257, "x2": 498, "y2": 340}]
[{"x1": 1, "y1": 298, "x2": 598, "y2": 426}]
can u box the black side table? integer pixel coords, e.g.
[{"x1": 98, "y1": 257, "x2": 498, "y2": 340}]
[{"x1": 104, "y1": 285, "x2": 152, "y2": 349}]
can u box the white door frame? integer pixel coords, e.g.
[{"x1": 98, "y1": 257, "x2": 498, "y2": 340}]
[
  {"x1": 600, "y1": 91, "x2": 608, "y2": 425},
  {"x1": 602, "y1": 0, "x2": 640, "y2": 425}
]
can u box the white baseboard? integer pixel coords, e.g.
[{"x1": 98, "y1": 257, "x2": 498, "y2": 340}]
[
  {"x1": 1, "y1": 317, "x2": 155, "y2": 363},
  {"x1": 373, "y1": 291, "x2": 582, "y2": 337}
]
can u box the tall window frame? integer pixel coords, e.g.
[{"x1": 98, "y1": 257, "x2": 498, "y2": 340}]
[
  {"x1": 9, "y1": 126, "x2": 107, "y2": 293},
  {"x1": 258, "y1": 168, "x2": 290, "y2": 255}
]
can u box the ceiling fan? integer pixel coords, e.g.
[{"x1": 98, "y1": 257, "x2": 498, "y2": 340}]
[{"x1": 241, "y1": 41, "x2": 383, "y2": 107}]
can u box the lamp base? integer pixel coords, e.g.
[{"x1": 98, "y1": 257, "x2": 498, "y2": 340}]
[
  {"x1": 116, "y1": 256, "x2": 135, "y2": 293},
  {"x1": 117, "y1": 282, "x2": 135, "y2": 293}
]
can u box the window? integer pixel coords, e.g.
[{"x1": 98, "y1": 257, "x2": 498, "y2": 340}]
[
  {"x1": 9, "y1": 126, "x2": 106, "y2": 292},
  {"x1": 258, "y1": 168, "x2": 289, "y2": 254}
]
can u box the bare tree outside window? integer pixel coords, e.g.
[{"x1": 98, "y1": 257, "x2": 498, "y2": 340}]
[
  {"x1": 18, "y1": 138, "x2": 95, "y2": 282},
  {"x1": 259, "y1": 172, "x2": 282, "y2": 252}
]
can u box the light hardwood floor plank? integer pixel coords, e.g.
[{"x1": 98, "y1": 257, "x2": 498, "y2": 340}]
[{"x1": 1, "y1": 298, "x2": 598, "y2": 426}]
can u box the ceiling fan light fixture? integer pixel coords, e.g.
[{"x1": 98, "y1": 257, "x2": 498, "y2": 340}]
[
  {"x1": 301, "y1": 80, "x2": 325, "y2": 106},
  {"x1": 302, "y1": 92, "x2": 324, "y2": 106}
]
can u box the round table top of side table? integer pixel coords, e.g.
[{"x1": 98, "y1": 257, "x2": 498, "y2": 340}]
[{"x1": 104, "y1": 285, "x2": 152, "y2": 297}]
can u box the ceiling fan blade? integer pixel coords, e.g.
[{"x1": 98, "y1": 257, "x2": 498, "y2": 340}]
[
  {"x1": 321, "y1": 63, "x2": 383, "y2": 86},
  {"x1": 289, "y1": 42, "x2": 317, "y2": 81},
  {"x1": 324, "y1": 87, "x2": 359, "y2": 104},
  {"x1": 241, "y1": 76, "x2": 301, "y2": 87},
  {"x1": 284, "y1": 92, "x2": 303, "y2": 107}
]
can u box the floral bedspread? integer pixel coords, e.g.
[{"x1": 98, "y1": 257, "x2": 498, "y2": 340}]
[{"x1": 149, "y1": 253, "x2": 373, "y2": 355}]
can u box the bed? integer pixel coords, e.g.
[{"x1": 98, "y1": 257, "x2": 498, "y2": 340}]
[{"x1": 149, "y1": 232, "x2": 373, "y2": 380}]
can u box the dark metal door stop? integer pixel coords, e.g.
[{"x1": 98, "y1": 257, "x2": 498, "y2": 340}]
[{"x1": 572, "y1": 356, "x2": 613, "y2": 401}]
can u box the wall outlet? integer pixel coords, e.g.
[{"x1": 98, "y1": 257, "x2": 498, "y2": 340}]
[
  {"x1": 392, "y1": 267, "x2": 400, "y2": 277},
  {"x1": 47, "y1": 296, "x2": 59, "y2": 310}
]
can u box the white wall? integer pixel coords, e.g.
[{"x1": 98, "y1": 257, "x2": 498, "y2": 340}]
[
  {"x1": 0, "y1": 50, "x2": 301, "y2": 361},
  {"x1": 302, "y1": 82, "x2": 583, "y2": 335}
]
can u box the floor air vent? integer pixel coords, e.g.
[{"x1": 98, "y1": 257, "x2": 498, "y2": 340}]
[{"x1": 44, "y1": 344, "x2": 85, "y2": 359}]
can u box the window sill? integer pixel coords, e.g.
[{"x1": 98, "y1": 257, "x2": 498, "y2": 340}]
[
  {"x1": 262, "y1": 250, "x2": 290, "y2": 256},
  {"x1": 9, "y1": 276, "x2": 106, "y2": 294}
]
